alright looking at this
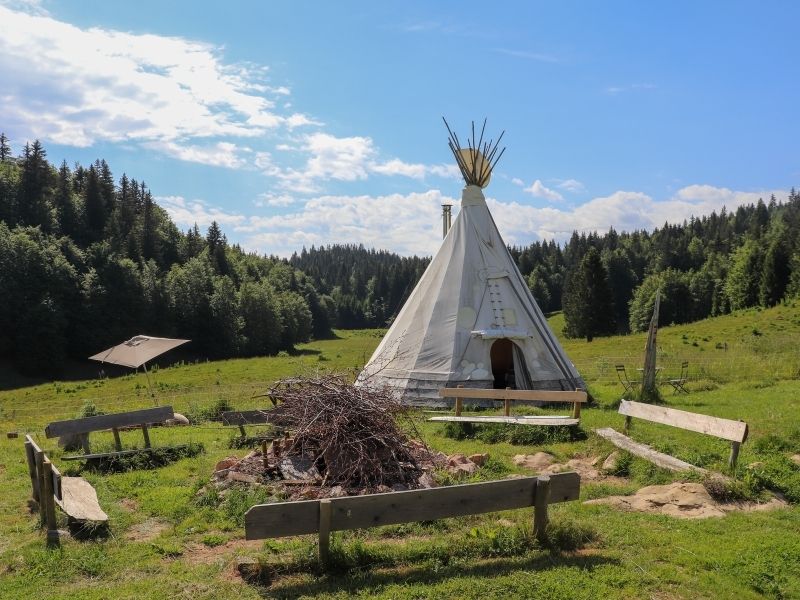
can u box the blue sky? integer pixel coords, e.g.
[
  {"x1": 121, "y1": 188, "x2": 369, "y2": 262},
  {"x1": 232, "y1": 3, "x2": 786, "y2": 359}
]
[{"x1": 1, "y1": 0, "x2": 799, "y2": 255}]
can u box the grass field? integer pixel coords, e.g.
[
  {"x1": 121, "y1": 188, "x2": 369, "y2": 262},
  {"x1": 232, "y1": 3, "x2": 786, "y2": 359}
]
[{"x1": 1, "y1": 306, "x2": 799, "y2": 599}]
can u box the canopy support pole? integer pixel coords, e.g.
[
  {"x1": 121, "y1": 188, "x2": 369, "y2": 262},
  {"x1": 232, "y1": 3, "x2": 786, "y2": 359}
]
[{"x1": 142, "y1": 362, "x2": 157, "y2": 406}]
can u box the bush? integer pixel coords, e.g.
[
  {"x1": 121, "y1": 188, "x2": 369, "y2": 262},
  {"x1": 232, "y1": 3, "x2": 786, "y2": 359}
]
[
  {"x1": 442, "y1": 422, "x2": 585, "y2": 445},
  {"x1": 77, "y1": 400, "x2": 104, "y2": 418}
]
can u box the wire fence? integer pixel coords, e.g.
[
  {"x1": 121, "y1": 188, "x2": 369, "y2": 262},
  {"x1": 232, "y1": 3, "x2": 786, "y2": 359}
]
[{"x1": 2, "y1": 347, "x2": 799, "y2": 430}]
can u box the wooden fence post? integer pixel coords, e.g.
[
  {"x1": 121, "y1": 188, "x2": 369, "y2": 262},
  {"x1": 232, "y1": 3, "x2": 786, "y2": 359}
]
[
  {"x1": 728, "y1": 441, "x2": 741, "y2": 472},
  {"x1": 455, "y1": 384, "x2": 464, "y2": 417},
  {"x1": 34, "y1": 449, "x2": 46, "y2": 523},
  {"x1": 261, "y1": 440, "x2": 268, "y2": 471},
  {"x1": 141, "y1": 424, "x2": 151, "y2": 448},
  {"x1": 318, "y1": 499, "x2": 332, "y2": 568},
  {"x1": 112, "y1": 428, "x2": 122, "y2": 452},
  {"x1": 572, "y1": 389, "x2": 581, "y2": 419},
  {"x1": 533, "y1": 475, "x2": 550, "y2": 544},
  {"x1": 24, "y1": 439, "x2": 39, "y2": 501},
  {"x1": 623, "y1": 415, "x2": 632, "y2": 435},
  {"x1": 504, "y1": 387, "x2": 511, "y2": 417},
  {"x1": 42, "y1": 459, "x2": 59, "y2": 544}
]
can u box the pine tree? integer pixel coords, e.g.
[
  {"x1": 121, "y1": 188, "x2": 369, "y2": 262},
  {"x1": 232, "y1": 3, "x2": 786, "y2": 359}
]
[
  {"x1": 0, "y1": 133, "x2": 10, "y2": 161},
  {"x1": 562, "y1": 247, "x2": 615, "y2": 342},
  {"x1": 18, "y1": 140, "x2": 54, "y2": 230},
  {"x1": 84, "y1": 165, "x2": 105, "y2": 240},
  {"x1": 54, "y1": 161, "x2": 79, "y2": 237}
]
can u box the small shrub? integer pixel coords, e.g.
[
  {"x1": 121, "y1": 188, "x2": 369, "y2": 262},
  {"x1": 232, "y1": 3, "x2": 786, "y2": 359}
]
[
  {"x1": 441, "y1": 422, "x2": 584, "y2": 445},
  {"x1": 202, "y1": 533, "x2": 226, "y2": 547},
  {"x1": 77, "y1": 400, "x2": 104, "y2": 418},
  {"x1": 702, "y1": 475, "x2": 762, "y2": 503}
]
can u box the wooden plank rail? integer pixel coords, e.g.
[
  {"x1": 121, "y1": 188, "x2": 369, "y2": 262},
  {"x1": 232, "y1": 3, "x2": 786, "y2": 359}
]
[
  {"x1": 435, "y1": 386, "x2": 587, "y2": 423},
  {"x1": 45, "y1": 406, "x2": 174, "y2": 438},
  {"x1": 221, "y1": 409, "x2": 280, "y2": 440},
  {"x1": 429, "y1": 415, "x2": 579, "y2": 426},
  {"x1": 45, "y1": 406, "x2": 174, "y2": 460},
  {"x1": 599, "y1": 400, "x2": 749, "y2": 472},
  {"x1": 619, "y1": 400, "x2": 748, "y2": 443},
  {"x1": 246, "y1": 472, "x2": 580, "y2": 567}
]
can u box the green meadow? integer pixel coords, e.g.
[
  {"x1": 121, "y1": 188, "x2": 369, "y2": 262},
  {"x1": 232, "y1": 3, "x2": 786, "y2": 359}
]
[{"x1": 1, "y1": 306, "x2": 799, "y2": 599}]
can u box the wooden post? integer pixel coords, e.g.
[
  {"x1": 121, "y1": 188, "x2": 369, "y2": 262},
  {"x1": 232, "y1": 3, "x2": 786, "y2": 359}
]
[
  {"x1": 34, "y1": 449, "x2": 46, "y2": 522},
  {"x1": 572, "y1": 401, "x2": 581, "y2": 420},
  {"x1": 112, "y1": 428, "x2": 122, "y2": 452},
  {"x1": 141, "y1": 424, "x2": 151, "y2": 448},
  {"x1": 24, "y1": 439, "x2": 39, "y2": 501},
  {"x1": 261, "y1": 440, "x2": 268, "y2": 471},
  {"x1": 80, "y1": 434, "x2": 92, "y2": 455},
  {"x1": 624, "y1": 415, "x2": 632, "y2": 435},
  {"x1": 729, "y1": 441, "x2": 741, "y2": 472},
  {"x1": 238, "y1": 424, "x2": 247, "y2": 438},
  {"x1": 504, "y1": 387, "x2": 511, "y2": 417},
  {"x1": 455, "y1": 384, "x2": 464, "y2": 417},
  {"x1": 533, "y1": 475, "x2": 550, "y2": 544},
  {"x1": 273, "y1": 438, "x2": 281, "y2": 459},
  {"x1": 318, "y1": 499, "x2": 332, "y2": 568},
  {"x1": 42, "y1": 459, "x2": 58, "y2": 543}
]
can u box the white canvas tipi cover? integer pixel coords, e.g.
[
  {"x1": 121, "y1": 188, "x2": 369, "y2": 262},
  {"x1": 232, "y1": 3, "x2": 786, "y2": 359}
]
[{"x1": 358, "y1": 185, "x2": 584, "y2": 403}]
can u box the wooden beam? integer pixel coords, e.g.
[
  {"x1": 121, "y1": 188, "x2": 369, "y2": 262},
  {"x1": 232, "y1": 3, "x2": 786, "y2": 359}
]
[
  {"x1": 729, "y1": 441, "x2": 741, "y2": 472},
  {"x1": 45, "y1": 406, "x2": 174, "y2": 438},
  {"x1": 34, "y1": 449, "x2": 46, "y2": 522},
  {"x1": 595, "y1": 427, "x2": 707, "y2": 473},
  {"x1": 141, "y1": 424, "x2": 151, "y2": 448},
  {"x1": 24, "y1": 437, "x2": 39, "y2": 501},
  {"x1": 318, "y1": 499, "x2": 332, "y2": 566},
  {"x1": 112, "y1": 428, "x2": 122, "y2": 452},
  {"x1": 429, "y1": 415, "x2": 578, "y2": 426},
  {"x1": 246, "y1": 472, "x2": 580, "y2": 540},
  {"x1": 533, "y1": 475, "x2": 550, "y2": 543},
  {"x1": 221, "y1": 409, "x2": 274, "y2": 426},
  {"x1": 42, "y1": 459, "x2": 58, "y2": 536},
  {"x1": 439, "y1": 388, "x2": 587, "y2": 403},
  {"x1": 618, "y1": 400, "x2": 748, "y2": 443}
]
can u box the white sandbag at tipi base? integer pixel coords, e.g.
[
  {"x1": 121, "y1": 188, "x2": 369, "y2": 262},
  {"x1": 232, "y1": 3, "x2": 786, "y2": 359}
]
[{"x1": 357, "y1": 184, "x2": 585, "y2": 405}]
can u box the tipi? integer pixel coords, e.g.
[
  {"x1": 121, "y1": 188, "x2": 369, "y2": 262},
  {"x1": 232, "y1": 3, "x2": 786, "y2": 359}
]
[{"x1": 358, "y1": 120, "x2": 585, "y2": 403}]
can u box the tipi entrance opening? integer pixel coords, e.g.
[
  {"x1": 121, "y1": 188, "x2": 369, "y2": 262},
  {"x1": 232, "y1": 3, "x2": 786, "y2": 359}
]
[{"x1": 490, "y1": 339, "x2": 514, "y2": 388}]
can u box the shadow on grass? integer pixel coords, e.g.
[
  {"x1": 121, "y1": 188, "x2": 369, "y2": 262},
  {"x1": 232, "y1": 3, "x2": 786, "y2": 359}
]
[{"x1": 257, "y1": 551, "x2": 619, "y2": 598}]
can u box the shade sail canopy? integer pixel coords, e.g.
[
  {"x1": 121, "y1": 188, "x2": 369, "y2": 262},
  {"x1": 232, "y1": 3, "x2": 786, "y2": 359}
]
[{"x1": 89, "y1": 335, "x2": 189, "y2": 369}]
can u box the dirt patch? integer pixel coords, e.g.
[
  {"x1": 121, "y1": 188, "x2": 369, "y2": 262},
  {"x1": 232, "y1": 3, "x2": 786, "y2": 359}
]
[
  {"x1": 125, "y1": 518, "x2": 170, "y2": 542},
  {"x1": 118, "y1": 498, "x2": 139, "y2": 512},
  {"x1": 513, "y1": 453, "x2": 628, "y2": 484},
  {"x1": 183, "y1": 539, "x2": 262, "y2": 567},
  {"x1": 585, "y1": 482, "x2": 789, "y2": 519}
]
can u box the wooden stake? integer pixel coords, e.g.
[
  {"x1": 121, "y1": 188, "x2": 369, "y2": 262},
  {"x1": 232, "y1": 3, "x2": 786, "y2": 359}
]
[
  {"x1": 34, "y1": 449, "x2": 46, "y2": 522},
  {"x1": 24, "y1": 439, "x2": 39, "y2": 501},
  {"x1": 112, "y1": 428, "x2": 122, "y2": 452},
  {"x1": 141, "y1": 424, "x2": 151, "y2": 448},
  {"x1": 455, "y1": 384, "x2": 464, "y2": 416},
  {"x1": 238, "y1": 424, "x2": 247, "y2": 438},
  {"x1": 261, "y1": 440, "x2": 268, "y2": 471},
  {"x1": 318, "y1": 499, "x2": 332, "y2": 568},
  {"x1": 533, "y1": 475, "x2": 550, "y2": 544},
  {"x1": 624, "y1": 415, "x2": 632, "y2": 435},
  {"x1": 42, "y1": 458, "x2": 58, "y2": 541},
  {"x1": 729, "y1": 441, "x2": 741, "y2": 472},
  {"x1": 504, "y1": 387, "x2": 511, "y2": 417}
]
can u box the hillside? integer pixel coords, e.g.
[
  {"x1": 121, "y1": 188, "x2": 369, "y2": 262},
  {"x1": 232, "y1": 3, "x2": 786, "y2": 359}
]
[{"x1": 0, "y1": 307, "x2": 798, "y2": 598}]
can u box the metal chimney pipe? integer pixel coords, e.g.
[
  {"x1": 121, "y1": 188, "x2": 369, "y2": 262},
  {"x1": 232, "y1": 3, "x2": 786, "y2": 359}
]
[{"x1": 442, "y1": 204, "x2": 452, "y2": 239}]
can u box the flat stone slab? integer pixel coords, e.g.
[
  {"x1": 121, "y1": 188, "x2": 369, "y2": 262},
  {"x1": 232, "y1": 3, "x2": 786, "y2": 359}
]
[{"x1": 55, "y1": 477, "x2": 108, "y2": 522}]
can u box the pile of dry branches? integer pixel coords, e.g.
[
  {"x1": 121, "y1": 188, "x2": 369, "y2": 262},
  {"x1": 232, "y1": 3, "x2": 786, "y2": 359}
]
[{"x1": 265, "y1": 375, "x2": 426, "y2": 488}]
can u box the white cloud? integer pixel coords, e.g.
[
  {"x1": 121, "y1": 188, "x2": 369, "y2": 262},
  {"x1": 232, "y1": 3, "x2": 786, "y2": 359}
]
[
  {"x1": 605, "y1": 83, "x2": 657, "y2": 95},
  {"x1": 0, "y1": 6, "x2": 298, "y2": 158},
  {"x1": 256, "y1": 193, "x2": 296, "y2": 207},
  {"x1": 150, "y1": 141, "x2": 251, "y2": 169},
  {"x1": 157, "y1": 196, "x2": 247, "y2": 230},
  {"x1": 523, "y1": 179, "x2": 564, "y2": 202},
  {"x1": 370, "y1": 159, "x2": 460, "y2": 180},
  {"x1": 285, "y1": 113, "x2": 323, "y2": 129},
  {"x1": 160, "y1": 184, "x2": 787, "y2": 257},
  {"x1": 511, "y1": 177, "x2": 525, "y2": 187},
  {"x1": 554, "y1": 178, "x2": 585, "y2": 193}
]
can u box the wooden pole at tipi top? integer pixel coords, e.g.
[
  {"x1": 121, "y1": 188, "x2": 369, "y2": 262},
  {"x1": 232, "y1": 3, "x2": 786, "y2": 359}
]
[{"x1": 642, "y1": 290, "x2": 661, "y2": 399}]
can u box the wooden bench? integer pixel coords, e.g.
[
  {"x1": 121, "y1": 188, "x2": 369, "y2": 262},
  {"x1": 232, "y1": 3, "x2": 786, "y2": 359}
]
[
  {"x1": 245, "y1": 472, "x2": 580, "y2": 567},
  {"x1": 23, "y1": 435, "x2": 108, "y2": 544},
  {"x1": 428, "y1": 387, "x2": 587, "y2": 427},
  {"x1": 221, "y1": 409, "x2": 281, "y2": 442},
  {"x1": 595, "y1": 400, "x2": 749, "y2": 472},
  {"x1": 45, "y1": 406, "x2": 175, "y2": 460}
]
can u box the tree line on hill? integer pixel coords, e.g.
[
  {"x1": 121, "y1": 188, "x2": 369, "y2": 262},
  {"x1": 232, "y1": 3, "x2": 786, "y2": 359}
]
[
  {"x1": 2, "y1": 134, "x2": 800, "y2": 373},
  {"x1": 511, "y1": 190, "x2": 800, "y2": 340}
]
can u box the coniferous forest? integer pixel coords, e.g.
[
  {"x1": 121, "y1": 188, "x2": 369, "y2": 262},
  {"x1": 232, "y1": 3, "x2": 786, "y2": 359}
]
[{"x1": 1, "y1": 135, "x2": 800, "y2": 373}]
